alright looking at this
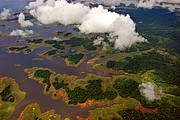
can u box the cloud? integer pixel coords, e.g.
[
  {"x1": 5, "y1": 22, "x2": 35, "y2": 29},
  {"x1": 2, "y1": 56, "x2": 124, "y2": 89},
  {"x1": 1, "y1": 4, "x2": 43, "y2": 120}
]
[
  {"x1": 93, "y1": 37, "x2": 109, "y2": 50},
  {"x1": 52, "y1": 36, "x2": 60, "y2": 40},
  {"x1": 137, "y1": 0, "x2": 180, "y2": 10},
  {"x1": 93, "y1": 37, "x2": 104, "y2": 46},
  {"x1": 18, "y1": 13, "x2": 34, "y2": 27},
  {"x1": 161, "y1": 3, "x2": 180, "y2": 12},
  {"x1": 26, "y1": 0, "x2": 45, "y2": 9},
  {"x1": 27, "y1": 0, "x2": 147, "y2": 50},
  {"x1": 139, "y1": 82, "x2": 163, "y2": 101},
  {"x1": 75, "y1": 0, "x2": 180, "y2": 11},
  {"x1": 0, "y1": 8, "x2": 11, "y2": 20},
  {"x1": 29, "y1": 0, "x2": 90, "y2": 25},
  {"x1": 10, "y1": 29, "x2": 34, "y2": 37},
  {"x1": 79, "y1": 6, "x2": 119, "y2": 33},
  {"x1": 79, "y1": 6, "x2": 147, "y2": 50}
]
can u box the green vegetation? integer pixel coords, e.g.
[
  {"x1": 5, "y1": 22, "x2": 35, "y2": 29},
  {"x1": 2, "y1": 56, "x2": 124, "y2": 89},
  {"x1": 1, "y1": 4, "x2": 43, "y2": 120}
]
[
  {"x1": 14, "y1": 64, "x2": 21, "y2": 67},
  {"x1": 44, "y1": 40, "x2": 58, "y2": 44},
  {"x1": 0, "y1": 85, "x2": 15, "y2": 103},
  {"x1": 104, "y1": 87, "x2": 118, "y2": 100},
  {"x1": 0, "y1": 77, "x2": 26, "y2": 120},
  {"x1": 83, "y1": 42, "x2": 97, "y2": 51},
  {"x1": 106, "y1": 59, "x2": 129, "y2": 71},
  {"x1": 62, "y1": 53, "x2": 84, "y2": 64},
  {"x1": 66, "y1": 87, "x2": 87, "y2": 105},
  {"x1": 34, "y1": 70, "x2": 51, "y2": 92},
  {"x1": 24, "y1": 49, "x2": 32, "y2": 54},
  {"x1": 106, "y1": 51, "x2": 180, "y2": 86},
  {"x1": 65, "y1": 37, "x2": 97, "y2": 51},
  {"x1": 32, "y1": 58, "x2": 43, "y2": 61},
  {"x1": 118, "y1": 96, "x2": 180, "y2": 120},
  {"x1": 52, "y1": 77, "x2": 68, "y2": 90},
  {"x1": 25, "y1": 67, "x2": 119, "y2": 106},
  {"x1": 125, "y1": 42, "x2": 152, "y2": 52},
  {"x1": 66, "y1": 79, "x2": 118, "y2": 105},
  {"x1": 119, "y1": 108, "x2": 144, "y2": 120},
  {"x1": 8, "y1": 46, "x2": 28, "y2": 52},
  {"x1": 44, "y1": 49, "x2": 58, "y2": 56},
  {"x1": 65, "y1": 37, "x2": 85, "y2": 47},
  {"x1": 64, "y1": 32, "x2": 72, "y2": 37},
  {"x1": 87, "y1": 94, "x2": 180, "y2": 120},
  {"x1": 24, "y1": 67, "x2": 180, "y2": 120},
  {"x1": 113, "y1": 78, "x2": 140, "y2": 98},
  {"x1": 18, "y1": 103, "x2": 60, "y2": 120},
  {"x1": 27, "y1": 38, "x2": 43, "y2": 44},
  {"x1": 52, "y1": 42, "x2": 65, "y2": 50},
  {"x1": 113, "y1": 78, "x2": 145, "y2": 105},
  {"x1": 4, "y1": 7, "x2": 180, "y2": 120},
  {"x1": 56, "y1": 31, "x2": 63, "y2": 35},
  {"x1": 86, "y1": 80, "x2": 105, "y2": 100}
]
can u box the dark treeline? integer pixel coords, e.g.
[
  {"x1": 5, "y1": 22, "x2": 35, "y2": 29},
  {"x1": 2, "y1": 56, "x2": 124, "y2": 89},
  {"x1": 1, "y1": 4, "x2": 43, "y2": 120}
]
[
  {"x1": 0, "y1": 85, "x2": 15, "y2": 103},
  {"x1": 27, "y1": 38, "x2": 43, "y2": 44},
  {"x1": 9, "y1": 46, "x2": 28, "y2": 51},
  {"x1": 62, "y1": 53, "x2": 84, "y2": 64},
  {"x1": 106, "y1": 51, "x2": 180, "y2": 86},
  {"x1": 34, "y1": 70, "x2": 52, "y2": 92}
]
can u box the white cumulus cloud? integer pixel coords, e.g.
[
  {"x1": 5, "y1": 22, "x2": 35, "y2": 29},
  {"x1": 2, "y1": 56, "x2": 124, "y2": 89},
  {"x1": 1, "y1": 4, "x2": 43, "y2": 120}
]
[
  {"x1": 18, "y1": 13, "x2": 34, "y2": 27},
  {"x1": 29, "y1": 0, "x2": 90, "y2": 25},
  {"x1": 27, "y1": 0, "x2": 147, "y2": 50},
  {"x1": 139, "y1": 82, "x2": 163, "y2": 101},
  {"x1": 79, "y1": 6, "x2": 147, "y2": 50},
  {"x1": 0, "y1": 8, "x2": 11, "y2": 20},
  {"x1": 10, "y1": 29, "x2": 34, "y2": 37},
  {"x1": 26, "y1": 0, "x2": 45, "y2": 9}
]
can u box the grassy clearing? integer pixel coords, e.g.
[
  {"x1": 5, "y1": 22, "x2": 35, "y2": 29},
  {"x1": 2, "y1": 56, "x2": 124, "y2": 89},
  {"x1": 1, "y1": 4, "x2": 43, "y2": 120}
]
[
  {"x1": 0, "y1": 77, "x2": 26, "y2": 120},
  {"x1": 18, "y1": 103, "x2": 60, "y2": 120}
]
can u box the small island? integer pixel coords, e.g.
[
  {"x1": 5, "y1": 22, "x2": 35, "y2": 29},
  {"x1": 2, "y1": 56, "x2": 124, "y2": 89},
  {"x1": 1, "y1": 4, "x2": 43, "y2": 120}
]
[
  {"x1": 8, "y1": 46, "x2": 28, "y2": 53},
  {"x1": 61, "y1": 53, "x2": 86, "y2": 67},
  {"x1": 0, "y1": 77, "x2": 26, "y2": 119},
  {"x1": 18, "y1": 103, "x2": 60, "y2": 120}
]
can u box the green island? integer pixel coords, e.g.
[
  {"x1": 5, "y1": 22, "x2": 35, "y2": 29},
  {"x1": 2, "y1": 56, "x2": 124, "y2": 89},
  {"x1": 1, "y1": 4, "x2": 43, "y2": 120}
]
[
  {"x1": 18, "y1": 103, "x2": 60, "y2": 120},
  {"x1": 24, "y1": 67, "x2": 180, "y2": 119},
  {"x1": 8, "y1": 46, "x2": 28, "y2": 53},
  {"x1": 32, "y1": 58, "x2": 44, "y2": 61},
  {"x1": 61, "y1": 53, "x2": 85, "y2": 67},
  {"x1": 8, "y1": 36, "x2": 99, "y2": 66},
  {"x1": 0, "y1": 77, "x2": 26, "y2": 119},
  {"x1": 52, "y1": 30, "x2": 72, "y2": 38}
]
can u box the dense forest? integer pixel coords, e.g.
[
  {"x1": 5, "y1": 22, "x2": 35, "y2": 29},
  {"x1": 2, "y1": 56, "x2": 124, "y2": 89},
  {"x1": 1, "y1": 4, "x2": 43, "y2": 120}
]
[
  {"x1": 62, "y1": 53, "x2": 84, "y2": 64},
  {"x1": 9, "y1": 46, "x2": 28, "y2": 52},
  {"x1": 0, "y1": 85, "x2": 15, "y2": 103},
  {"x1": 106, "y1": 51, "x2": 180, "y2": 86},
  {"x1": 34, "y1": 70, "x2": 52, "y2": 92}
]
